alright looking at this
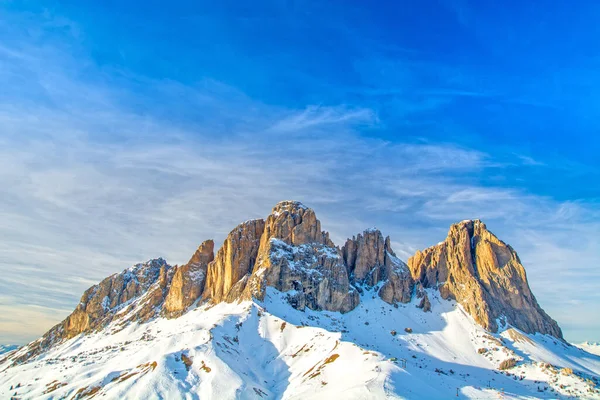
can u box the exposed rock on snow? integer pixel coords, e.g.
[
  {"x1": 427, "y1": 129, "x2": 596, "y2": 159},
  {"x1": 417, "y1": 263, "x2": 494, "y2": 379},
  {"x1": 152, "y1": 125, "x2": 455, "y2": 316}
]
[
  {"x1": 242, "y1": 201, "x2": 358, "y2": 313},
  {"x1": 408, "y1": 219, "x2": 562, "y2": 338},
  {"x1": 415, "y1": 283, "x2": 432, "y2": 312},
  {"x1": 342, "y1": 229, "x2": 414, "y2": 306}
]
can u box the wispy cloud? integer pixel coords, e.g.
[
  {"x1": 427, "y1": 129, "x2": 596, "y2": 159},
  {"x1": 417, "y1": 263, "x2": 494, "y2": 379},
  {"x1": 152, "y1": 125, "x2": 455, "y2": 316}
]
[
  {"x1": 271, "y1": 105, "x2": 378, "y2": 132},
  {"x1": 0, "y1": 5, "x2": 598, "y2": 345}
]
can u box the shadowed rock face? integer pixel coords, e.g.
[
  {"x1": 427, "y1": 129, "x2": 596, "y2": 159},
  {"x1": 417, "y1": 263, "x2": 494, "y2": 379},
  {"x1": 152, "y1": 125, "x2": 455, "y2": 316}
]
[
  {"x1": 12, "y1": 202, "x2": 564, "y2": 366},
  {"x1": 239, "y1": 201, "x2": 359, "y2": 313},
  {"x1": 342, "y1": 229, "x2": 414, "y2": 304},
  {"x1": 408, "y1": 220, "x2": 562, "y2": 338},
  {"x1": 259, "y1": 239, "x2": 359, "y2": 312}
]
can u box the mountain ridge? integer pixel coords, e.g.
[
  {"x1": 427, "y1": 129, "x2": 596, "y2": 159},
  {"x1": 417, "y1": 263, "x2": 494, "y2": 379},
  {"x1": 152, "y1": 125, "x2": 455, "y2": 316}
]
[
  {"x1": 2, "y1": 201, "x2": 599, "y2": 399},
  {"x1": 8, "y1": 201, "x2": 561, "y2": 366}
]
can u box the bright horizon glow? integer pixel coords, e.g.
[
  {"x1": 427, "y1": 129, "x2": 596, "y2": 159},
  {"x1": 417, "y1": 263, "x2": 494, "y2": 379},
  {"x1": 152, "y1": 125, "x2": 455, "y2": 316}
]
[{"x1": 0, "y1": 2, "x2": 599, "y2": 345}]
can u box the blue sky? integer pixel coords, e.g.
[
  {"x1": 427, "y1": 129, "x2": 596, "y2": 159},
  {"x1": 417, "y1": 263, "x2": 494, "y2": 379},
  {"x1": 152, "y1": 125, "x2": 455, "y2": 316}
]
[{"x1": 0, "y1": 1, "x2": 599, "y2": 344}]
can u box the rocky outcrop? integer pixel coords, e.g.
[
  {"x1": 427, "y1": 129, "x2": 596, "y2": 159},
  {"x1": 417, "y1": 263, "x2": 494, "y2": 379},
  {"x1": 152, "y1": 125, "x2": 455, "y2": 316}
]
[
  {"x1": 263, "y1": 201, "x2": 333, "y2": 246},
  {"x1": 342, "y1": 229, "x2": 414, "y2": 304},
  {"x1": 415, "y1": 283, "x2": 431, "y2": 312},
  {"x1": 408, "y1": 220, "x2": 562, "y2": 338},
  {"x1": 64, "y1": 258, "x2": 172, "y2": 335},
  {"x1": 202, "y1": 219, "x2": 265, "y2": 303},
  {"x1": 342, "y1": 229, "x2": 387, "y2": 286},
  {"x1": 256, "y1": 239, "x2": 359, "y2": 312},
  {"x1": 14, "y1": 258, "x2": 174, "y2": 364},
  {"x1": 242, "y1": 201, "x2": 359, "y2": 313},
  {"x1": 378, "y1": 262, "x2": 414, "y2": 305},
  {"x1": 163, "y1": 240, "x2": 214, "y2": 318}
]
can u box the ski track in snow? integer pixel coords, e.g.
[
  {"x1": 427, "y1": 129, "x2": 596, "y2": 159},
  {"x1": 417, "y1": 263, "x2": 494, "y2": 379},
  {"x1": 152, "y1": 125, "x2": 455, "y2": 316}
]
[{"x1": 1, "y1": 288, "x2": 599, "y2": 399}]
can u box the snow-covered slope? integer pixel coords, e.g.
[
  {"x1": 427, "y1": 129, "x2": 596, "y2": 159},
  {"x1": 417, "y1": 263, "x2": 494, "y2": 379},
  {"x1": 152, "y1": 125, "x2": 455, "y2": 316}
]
[
  {"x1": 2, "y1": 288, "x2": 599, "y2": 399},
  {"x1": 0, "y1": 346, "x2": 17, "y2": 356}
]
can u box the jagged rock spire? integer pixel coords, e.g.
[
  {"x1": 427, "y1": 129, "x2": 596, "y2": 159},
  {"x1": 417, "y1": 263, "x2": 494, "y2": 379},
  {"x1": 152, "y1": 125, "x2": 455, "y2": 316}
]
[
  {"x1": 342, "y1": 228, "x2": 414, "y2": 304},
  {"x1": 201, "y1": 219, "x2": 265, "y2": 303},
  {"x1": 264, "y1": 200, "x2": 333, "y2": 246},
  {"x1": 163, "y1": 240, "x2": 214, "y2": 318},
  {"x1": 408, "y1": 219, "x2": 562, "y2": 338},
  {"x1": 244, "y1": 201, "x2": 358, "y2": 312}
]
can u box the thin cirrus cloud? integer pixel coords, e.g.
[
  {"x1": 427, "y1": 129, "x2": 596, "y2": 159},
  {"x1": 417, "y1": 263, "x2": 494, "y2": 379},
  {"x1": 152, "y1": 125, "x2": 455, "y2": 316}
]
[{"x1": 0, "y1": 6, "x2": 599, "y2": 345}]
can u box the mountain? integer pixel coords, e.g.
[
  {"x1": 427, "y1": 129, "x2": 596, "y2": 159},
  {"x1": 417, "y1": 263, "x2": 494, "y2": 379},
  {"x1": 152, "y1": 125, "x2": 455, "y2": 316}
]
[
  {"x1": 408, "y1": 219, "x2": 562, "y2": 337},
  {"x1": 1, "y1": 201, "x2": 599, "y2": 399},
  {"x1": 0, "y1": 346, "x2": 17, "y2": 356}
]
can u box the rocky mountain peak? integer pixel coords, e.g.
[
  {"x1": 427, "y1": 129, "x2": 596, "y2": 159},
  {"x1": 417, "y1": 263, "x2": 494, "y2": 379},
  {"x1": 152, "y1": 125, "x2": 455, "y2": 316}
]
[
  {"x1": 187, "y1": 239, "x2": 215, "y2": 266},
  {"x1": 342, "y1": 228, "x2": 414, "y2": 305},
  {"x1": 264, "y1": 200, "x2": 332, "y2": 247},
  {"x1": 409, "y1": 220, "x2": 562, "y2": 338},
  {"x1": 448, "y1": 219, "x2": 487, "y2": 239},
  {"x1": 12, "y1": 203, "x2": 564, "y2": 367},
  {"x1": 270, "y1": 200, "x2": 308, "y2": 215},
  {"x1": 241, "y1": 201, "x2": 357, "y2": 312}
]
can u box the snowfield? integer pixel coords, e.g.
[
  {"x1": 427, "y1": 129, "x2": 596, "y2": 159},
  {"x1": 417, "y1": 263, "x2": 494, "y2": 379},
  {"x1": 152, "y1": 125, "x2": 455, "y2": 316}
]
[{"x1": 1, "y1": 288, "x2": 599, "y2": 399}]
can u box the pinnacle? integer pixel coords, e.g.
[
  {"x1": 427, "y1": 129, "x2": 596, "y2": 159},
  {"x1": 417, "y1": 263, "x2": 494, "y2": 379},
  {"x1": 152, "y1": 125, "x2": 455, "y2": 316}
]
[
  {"x1": 271, "y1": 200, "x2": 308, "y2": 213},
  {"x1": 450, "y1": 219, "x2": 487, "y2": 236},
  {"x1": 454, "y1": 219, "x2": 485, "y2": 227}
]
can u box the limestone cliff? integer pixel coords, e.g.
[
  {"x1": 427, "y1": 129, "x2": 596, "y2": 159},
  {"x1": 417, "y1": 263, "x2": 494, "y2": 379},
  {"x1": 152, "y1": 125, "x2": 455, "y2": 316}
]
[
  {"x1": 201, "y1": 219, "x2": 265, "y2": 303},
  {"x1": 163, "y1": 240, "x2": 214, "y2": 318},
  {"x1": 239, "y1": 201, "x2": 359, "y2": 313},
  {"x1": 342, "y1": 229, "x2": 414, "y2": 304},
  {"x1": 408, "y1": 220, "x2": 562, "y2": 338}
]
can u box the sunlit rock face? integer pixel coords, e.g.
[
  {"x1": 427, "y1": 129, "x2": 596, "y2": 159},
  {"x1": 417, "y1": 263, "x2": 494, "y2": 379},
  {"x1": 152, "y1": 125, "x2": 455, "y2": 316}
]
[
  {"x1": 201, "y1": 219, "x2": 265, "y2": 303},
  {"x1": 163, "y1": 239, "x2": 214, "y2": 318},
  {"x1": 408, "y1": 219, "x2": 562, "y2": 338}
]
